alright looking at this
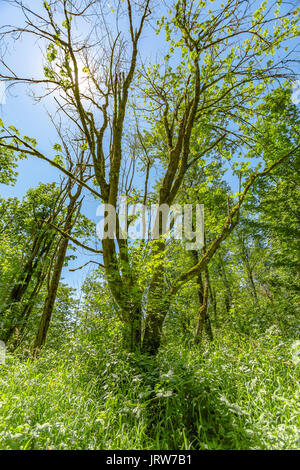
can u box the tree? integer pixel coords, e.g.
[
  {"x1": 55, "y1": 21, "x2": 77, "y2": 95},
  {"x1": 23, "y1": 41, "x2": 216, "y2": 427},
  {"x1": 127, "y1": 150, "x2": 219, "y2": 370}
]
[
  {"x1": 0, "y1": 183, "x2": 63, "y2": 342},
  {"x1": 0, "y1": 0, "x2": 299, "y2": 354},
  {"x1": 33, "y1": 177, "x2": 83, "y2": 353}
]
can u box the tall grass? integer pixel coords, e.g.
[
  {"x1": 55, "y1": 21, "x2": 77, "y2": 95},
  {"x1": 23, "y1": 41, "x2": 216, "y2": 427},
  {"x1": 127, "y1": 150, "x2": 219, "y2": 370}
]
[{"x1": 0, "y1": 326, "x2": 299, "y2": 450}]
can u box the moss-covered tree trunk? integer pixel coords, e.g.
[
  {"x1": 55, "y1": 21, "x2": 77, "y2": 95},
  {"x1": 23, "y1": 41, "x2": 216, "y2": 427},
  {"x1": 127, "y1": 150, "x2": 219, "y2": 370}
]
[
  {"x1": 195, "y1": 267, "x2": 213, "y2": 344},
  {"x1": 0, "y1": 233, "x2": 53, "y2": 342},
  {"x1": 33, "y1": 188, "x2": 81, "y2": 355}
]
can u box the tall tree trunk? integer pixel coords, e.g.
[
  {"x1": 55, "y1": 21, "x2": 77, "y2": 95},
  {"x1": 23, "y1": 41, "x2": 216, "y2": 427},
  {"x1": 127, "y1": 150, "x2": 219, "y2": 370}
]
[
  {"x1": 193, "y1": 250, "x2": 213, "y2": 344},
  {"x1": 10, "y1": 268, "x2": 47, "y2": 350},
  {"x1": 0, "y1": 232, "x2": 43, "y2": 320},
  {"x1": 243, "y1": 255, "x2": 258, "y2": 302},
  {"x1": 33, "y1": 189, "x2": 81, "y2": 355},
  {"x1": 33, "y1": 235, "x2": 69, "y2": 354},
  {"x1": 102, "y1": 235, "x2": 142, "y2": 352},
  {"x1": 142, "y1": 240, "x2": 169, "y2": 355},
  {"x1": 218, "y1": 252, "x2": 232, "y2": 312},
  {"x1": 209, "y1": 283, "x2": 217, "y2": 322},
  {"x1": 0, "y1": 234, "x2": 53, "y2": 342},
  {"x1": 122, "y1": 304, "x2": 142, "y2": 352},
  {"x1": 195, "y1": 267, "x2": 209, "y2": 344},
  {"x1": 141, "y1": 289, "x2": 167, "y2": 354},
  {"x1": 203, "y1": 270, "x2": 214, "y2": 342}
]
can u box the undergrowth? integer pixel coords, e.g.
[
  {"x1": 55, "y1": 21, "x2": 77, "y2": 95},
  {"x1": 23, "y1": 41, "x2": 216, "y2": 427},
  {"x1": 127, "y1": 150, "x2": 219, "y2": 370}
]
[{"x1": 0, "y1": 326, "x2": 299, "y2": 450}]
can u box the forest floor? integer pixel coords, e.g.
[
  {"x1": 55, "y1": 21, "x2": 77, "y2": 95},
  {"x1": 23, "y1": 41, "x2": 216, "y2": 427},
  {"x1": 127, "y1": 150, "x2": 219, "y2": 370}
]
[{"x1": 0, "y1": 327, "x2": 299, "y2": 450}]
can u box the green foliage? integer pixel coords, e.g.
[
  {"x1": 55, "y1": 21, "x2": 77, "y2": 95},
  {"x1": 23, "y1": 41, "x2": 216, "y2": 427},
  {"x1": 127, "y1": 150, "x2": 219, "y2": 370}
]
[
  {"x1": 0, "y1": 0, "x2": 299, "y2": 451},
  {"x1": 0, "y1": 327, "x2": 298, "y2": 450},
  {"x1": 0, "y1": 127, "x2": 18, "y2": 185}
]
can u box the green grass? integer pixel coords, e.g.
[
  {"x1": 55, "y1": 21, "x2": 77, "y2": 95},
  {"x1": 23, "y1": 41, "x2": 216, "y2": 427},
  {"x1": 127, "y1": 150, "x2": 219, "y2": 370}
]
[{"x1": 0, "y1": 327, "x2": 299, "y2": 450}]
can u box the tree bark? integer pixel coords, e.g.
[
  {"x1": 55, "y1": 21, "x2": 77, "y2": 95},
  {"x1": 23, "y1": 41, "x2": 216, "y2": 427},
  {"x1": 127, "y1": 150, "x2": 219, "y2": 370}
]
[
  {"x1": 0, "y1": 234, "x2": 53, "y2": 342},
  {"x1": 218, "y1": 252, "x2": 232, "y2": 313},
  {"x1": 33, "y1": 189, "x2": 81, "y2": 355},
  {"x1": 193, "y1": 250, "x2": 213, "y2": 344},
  {"x1": 142, "y1": 240, "x2": 169, "y2": 355}
]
